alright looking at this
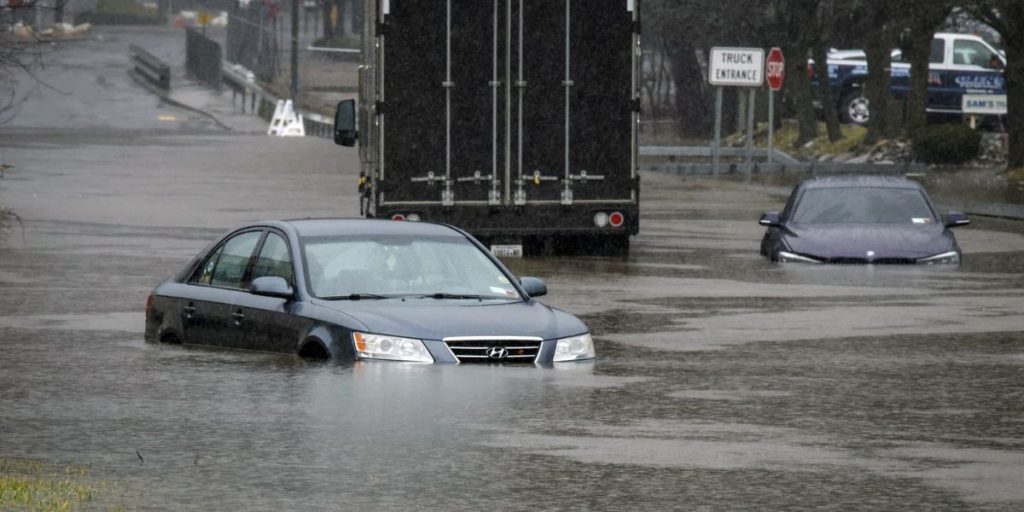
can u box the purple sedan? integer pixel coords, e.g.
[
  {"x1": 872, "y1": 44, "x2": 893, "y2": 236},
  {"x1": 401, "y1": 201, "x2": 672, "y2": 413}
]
[{"x1": 759, "y1": 176, "x2": 970, "y2": 264}]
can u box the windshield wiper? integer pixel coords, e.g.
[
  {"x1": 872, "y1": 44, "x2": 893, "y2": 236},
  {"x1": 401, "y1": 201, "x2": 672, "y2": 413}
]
[
  {"x1": 320, "y1": 293, "x2": 392, "y2": 301},
  {"x1": 418, "y1": 292, "x2": 512, "y2": 300}
]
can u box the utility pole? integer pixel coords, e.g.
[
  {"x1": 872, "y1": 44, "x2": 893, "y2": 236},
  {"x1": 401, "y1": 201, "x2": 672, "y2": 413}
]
[{"x1": 290, "y1": 0, "x2": 299, "y2": 100}]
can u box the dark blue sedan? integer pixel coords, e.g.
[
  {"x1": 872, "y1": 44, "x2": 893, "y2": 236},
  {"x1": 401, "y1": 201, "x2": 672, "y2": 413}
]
[
  {"x1": 759, "y1": 176, "x2": 970, "y2": 264},
  {"x1": 145, "y1": 219, "x2": 593, "y2": 364}
]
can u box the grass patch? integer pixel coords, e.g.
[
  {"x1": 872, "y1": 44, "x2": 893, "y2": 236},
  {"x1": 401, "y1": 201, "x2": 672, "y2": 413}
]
[
  {"x1": 1004, "y1": 167, "x2": 1024, "y2": 180},
  {"x1": 0, "y1": 457, "x2": 128, "y2": 511},
  {"x1": 75, "y1": 0, "x2": 160, "y2": 25},
  {"x1": 768, "y1": 120, "x2": 867, "y2": 158}
]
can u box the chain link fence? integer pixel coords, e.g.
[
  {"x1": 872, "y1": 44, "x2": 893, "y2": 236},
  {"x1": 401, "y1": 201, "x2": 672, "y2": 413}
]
[{"x1": 226, "y1": 0, "x2": 280, "y2": 83}]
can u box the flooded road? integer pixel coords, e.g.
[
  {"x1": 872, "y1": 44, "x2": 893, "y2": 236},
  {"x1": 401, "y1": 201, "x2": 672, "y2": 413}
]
[
  {"x1": 1, "y1": 129, "x2": 1022, "y2": 510},
  {"x1": 2, "y1": 28, "x2": 1024, "y2": 508}
]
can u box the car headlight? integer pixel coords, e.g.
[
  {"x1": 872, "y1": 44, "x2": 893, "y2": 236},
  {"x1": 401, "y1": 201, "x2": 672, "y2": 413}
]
[
  {"x1": 777, "y1": 251, "x2": 822, "y2": 263},
  {"x1": 352, "y1": 332, "x2": 434, "y2": 363},
  {"x1": 553, "y1": 333, "x2": 595, "y2": 362},
  {"x1": 917, "y1": 251, "x2": 960, "y2": 265}
]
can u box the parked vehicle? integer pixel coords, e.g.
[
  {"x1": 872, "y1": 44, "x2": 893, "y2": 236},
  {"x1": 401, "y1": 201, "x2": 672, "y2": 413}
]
[
  {"x1": 817, "y1": 33, "x2": 1005, "y2": 125},
  {"x1": 759, "y1": 176, "x2": 970, "y2": 264},
  {"x1": 145, "y1": 219, "x2": 594, "y2": 364},
  {"x1": 333, "y1": 0, "x2": 641, "y2": 256}
]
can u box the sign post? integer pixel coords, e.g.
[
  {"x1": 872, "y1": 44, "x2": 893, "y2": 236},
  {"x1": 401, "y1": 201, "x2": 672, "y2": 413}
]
[
  {"x1": 709, "y1": 47, "x2": 764, "y2": 177},
  {"x1": 765, "y1": 47, "x2": 785, "y2": 165}
]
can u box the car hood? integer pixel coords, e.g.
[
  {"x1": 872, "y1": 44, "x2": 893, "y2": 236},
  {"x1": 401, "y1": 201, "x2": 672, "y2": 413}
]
[
  {"x1": 314, "y1": 298, "x2": 588, "y2": 341},
  {"x1": 783, "y1": 224, "x2": 955, "y2": 260}
]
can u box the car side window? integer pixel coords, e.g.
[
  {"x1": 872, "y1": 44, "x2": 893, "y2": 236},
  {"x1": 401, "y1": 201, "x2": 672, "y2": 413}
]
[
  {"x1": 192, "y1": 245, "x2": 225, "y2": 285},
  {"x1": 209, "y1": 231, "x2": 263, "y2": 289},
  {"x1": 251, "y1": 233, "x2": 294, "y2": 285}
]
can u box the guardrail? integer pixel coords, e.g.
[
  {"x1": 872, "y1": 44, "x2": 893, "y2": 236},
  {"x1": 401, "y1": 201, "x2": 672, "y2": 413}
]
[
  {"x1": 639, "y1": 145, "x2": 800, "y2": 165},
  {"x1": 128, "y1": 45, "x2": 170, "y2": 92},
  {"x1": 222, "y1": 61, "x2": 334, "y2": 139}
]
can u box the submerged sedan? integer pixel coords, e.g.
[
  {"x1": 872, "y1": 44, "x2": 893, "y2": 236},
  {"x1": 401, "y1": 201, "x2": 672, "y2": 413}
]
[
  {"x1": 759, "y1": 176, "x2": 969, "y2": 264},
  {"x1": 145, "y1": 219, "x2": 594, "y2": 364}
]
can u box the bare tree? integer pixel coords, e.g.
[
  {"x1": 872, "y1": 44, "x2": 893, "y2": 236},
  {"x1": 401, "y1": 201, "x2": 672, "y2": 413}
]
[
  {"x1": 1, "y1": 0, "x2": 67, "y2": 124},
  {"x1": 897, "y1": 0, "x2": 956, "y2": 135},
  {"x1": 966, "y1": 1, "x2": 1024, "y2": 168}
]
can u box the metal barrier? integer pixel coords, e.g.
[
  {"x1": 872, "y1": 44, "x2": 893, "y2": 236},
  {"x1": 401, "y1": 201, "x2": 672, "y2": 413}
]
[
  {"x1": 185, "y1": 28, "x2": 223, "y2": 91},
  {"x1": 221, "y1": 61, "x2": 333, "y2": 139},
  {"x1": 303, "y1": 113, "x2": 333, "y2": 139},
  {"x1": 129, "y1": 45, "x2": 170, "y2": 92}
]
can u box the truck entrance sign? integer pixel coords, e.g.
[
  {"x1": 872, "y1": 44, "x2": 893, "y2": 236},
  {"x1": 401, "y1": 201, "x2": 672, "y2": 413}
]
[
  {"x1": 709, "y1": 47, "x2": 765, "y2": 87},
  {"x1": 766, "y1": 47, "x2": 785, "y2": 91}
]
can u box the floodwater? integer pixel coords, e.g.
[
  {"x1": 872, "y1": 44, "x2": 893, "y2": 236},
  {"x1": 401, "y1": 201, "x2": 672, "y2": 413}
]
[
  {"x1": 2, "y1": 27, "x2": 1024, "y2": 511},
  {"x1": 2, "y1": 130, "x2": 1022, "y2": 510}
]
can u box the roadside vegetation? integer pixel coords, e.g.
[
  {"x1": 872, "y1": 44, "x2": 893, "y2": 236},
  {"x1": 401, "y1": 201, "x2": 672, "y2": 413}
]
[
  {"x1": 642, "y1": 1, "x2": 1020, "y2": 166},
  {"x1": 0, "y1": 457, "x2": 130, "y2": 511}
]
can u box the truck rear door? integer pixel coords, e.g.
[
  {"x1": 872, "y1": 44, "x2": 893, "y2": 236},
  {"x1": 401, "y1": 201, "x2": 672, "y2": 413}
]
[{"x1": 378, "y1": 0, "x2": 637, "y2": 208}]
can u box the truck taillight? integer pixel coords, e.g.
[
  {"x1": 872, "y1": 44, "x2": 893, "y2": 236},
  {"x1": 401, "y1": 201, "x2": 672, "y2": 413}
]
[
  {"x1": 609, "y1": 212, "x2": 625, "y2": 228},
  {"x1": 391, "y1": 214, "x2": 406, "y2": 221}
]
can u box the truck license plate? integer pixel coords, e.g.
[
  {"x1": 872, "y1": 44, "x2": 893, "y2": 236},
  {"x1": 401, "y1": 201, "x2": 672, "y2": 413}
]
[{"x1": 490, "y1": 244, "x2": 523, "y2": 258}]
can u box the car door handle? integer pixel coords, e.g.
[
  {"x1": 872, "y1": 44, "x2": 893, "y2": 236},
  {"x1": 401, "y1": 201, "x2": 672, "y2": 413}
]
[
  {"x1": 183, "y1": 304, "x2": 197, "y2": 315},
  {"x1": 232, "y1": 310, "x2": 246, "y2": 322}
]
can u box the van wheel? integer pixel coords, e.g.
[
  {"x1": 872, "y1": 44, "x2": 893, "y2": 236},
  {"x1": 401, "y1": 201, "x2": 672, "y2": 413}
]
[{"x1": 841, "y1": 91, "x2": 870, "y2": 125}]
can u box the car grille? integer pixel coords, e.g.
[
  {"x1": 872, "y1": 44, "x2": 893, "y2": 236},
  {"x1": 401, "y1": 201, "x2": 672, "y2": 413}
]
[
  {"x1": 827, "y1": 257, "x2": 916, "y2": 264},
  {"x1": 444, "y1": 338, "x2": 543, "y2": 363}
]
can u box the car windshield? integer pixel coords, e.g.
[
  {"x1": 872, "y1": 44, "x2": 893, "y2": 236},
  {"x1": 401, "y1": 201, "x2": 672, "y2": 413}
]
[
  {"x1": 790, "y1": 187, "x2": 937, "y2": 225},
  {"x1": 302, "y1": 234, "x2": 520, "y2": 300}
]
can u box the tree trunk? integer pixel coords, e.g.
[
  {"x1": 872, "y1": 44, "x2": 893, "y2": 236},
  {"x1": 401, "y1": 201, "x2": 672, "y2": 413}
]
[
  {"x1": 863, "y1": 28, "x2": 893, "y2": 145},
  {"x1": 665, "y1": 40, "x2": 712, "y2": 136},
  {"x1": 812, "y1": 42, "x2": 841, "y2": 142},
  {"x1": 783, "y1": 43, "x2": 817, "y2": 146},
  {"x1": 903, "y1": 30, "x2": 932, "y2": 136},
  {"x1": 1006, "y1": 31, "x2": 1024, "y2": 168}
]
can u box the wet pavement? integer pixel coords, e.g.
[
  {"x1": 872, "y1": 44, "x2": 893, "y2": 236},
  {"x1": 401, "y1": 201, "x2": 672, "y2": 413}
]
[{"x1": 2, "y1": 28, "x2": 1024, "y2": 512}]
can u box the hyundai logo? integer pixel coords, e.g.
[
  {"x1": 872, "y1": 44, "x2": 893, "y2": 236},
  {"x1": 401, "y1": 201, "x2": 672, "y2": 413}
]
[{"x1": 486, "y1": 347, "x2": 509, "y2": 360}]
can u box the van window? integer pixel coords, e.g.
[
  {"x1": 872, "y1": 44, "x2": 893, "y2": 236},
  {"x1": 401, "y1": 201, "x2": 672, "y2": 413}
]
[{"x1": 929, "y1": 39, "x2": 945, "y2": 64}]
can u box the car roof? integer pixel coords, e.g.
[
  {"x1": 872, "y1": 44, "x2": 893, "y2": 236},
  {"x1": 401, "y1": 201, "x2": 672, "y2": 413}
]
[
  {"x1": 275, "y1": 218, "x2": 467, "y2": 238},
  {"x1": 799, "y1": 175, "x2": 924, "y2": 190}
]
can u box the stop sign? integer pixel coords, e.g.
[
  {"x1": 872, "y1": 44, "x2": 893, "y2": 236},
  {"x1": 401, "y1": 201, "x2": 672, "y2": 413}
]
[{"x1": 766, "y1": 47, "x2": 785, "y2": 91}]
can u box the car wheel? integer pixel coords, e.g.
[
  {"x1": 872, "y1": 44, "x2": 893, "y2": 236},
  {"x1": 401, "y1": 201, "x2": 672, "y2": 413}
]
[
  {"x1": 298, "y1": 339, "x2": 329, "y2": 360},
  {"x1": 160, "y1": 332, "x2": 181, "y2": 344},
  {"x1": 841, "y1": 91, "x2": 869, "y2": 125}
]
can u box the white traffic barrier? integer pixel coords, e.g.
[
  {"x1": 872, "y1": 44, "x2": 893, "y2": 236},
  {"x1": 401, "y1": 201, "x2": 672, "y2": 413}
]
[{"x1": 267, "y1": 99, "x2": 305, "y2": 137}]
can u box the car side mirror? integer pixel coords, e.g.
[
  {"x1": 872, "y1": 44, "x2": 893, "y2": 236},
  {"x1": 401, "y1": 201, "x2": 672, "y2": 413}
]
[
  {"x1": 945, "y1": 211, "x2": 970, "y2": 228},
  {"x1": 759, "y1": 211, "x2": 781, "y2": 227},
  {"x1": 989, "y1": 55, "x2": 1005, "y2": 70},
  {"x1": 251, "y1": 276, "x2": 294, "y2": 299},
  {"x1": 519, "y1": 277, "x2": 547, "y2": 298},
  {"x1": 334, "y1": 99, "x2": 357, "y2": 147}
]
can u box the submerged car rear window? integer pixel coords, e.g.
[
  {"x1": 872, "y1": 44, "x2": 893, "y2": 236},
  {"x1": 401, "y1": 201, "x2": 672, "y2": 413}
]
[
  {"x1": 301, "y1": 235, "x2": 520, "y2": 300},
  {"x1": 791, "y1": 187, "x2": 936, "y2": 225}
]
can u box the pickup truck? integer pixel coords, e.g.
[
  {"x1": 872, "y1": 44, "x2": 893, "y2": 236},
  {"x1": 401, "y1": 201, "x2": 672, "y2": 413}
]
[{"x1": 820, "y1": 33, "x2": 1006, "y2": 125}]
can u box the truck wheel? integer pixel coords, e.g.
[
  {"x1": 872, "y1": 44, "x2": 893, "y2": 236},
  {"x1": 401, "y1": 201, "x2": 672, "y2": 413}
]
[{"x1": 841, "y1": 91, "x2": 870, "y2": 125}]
